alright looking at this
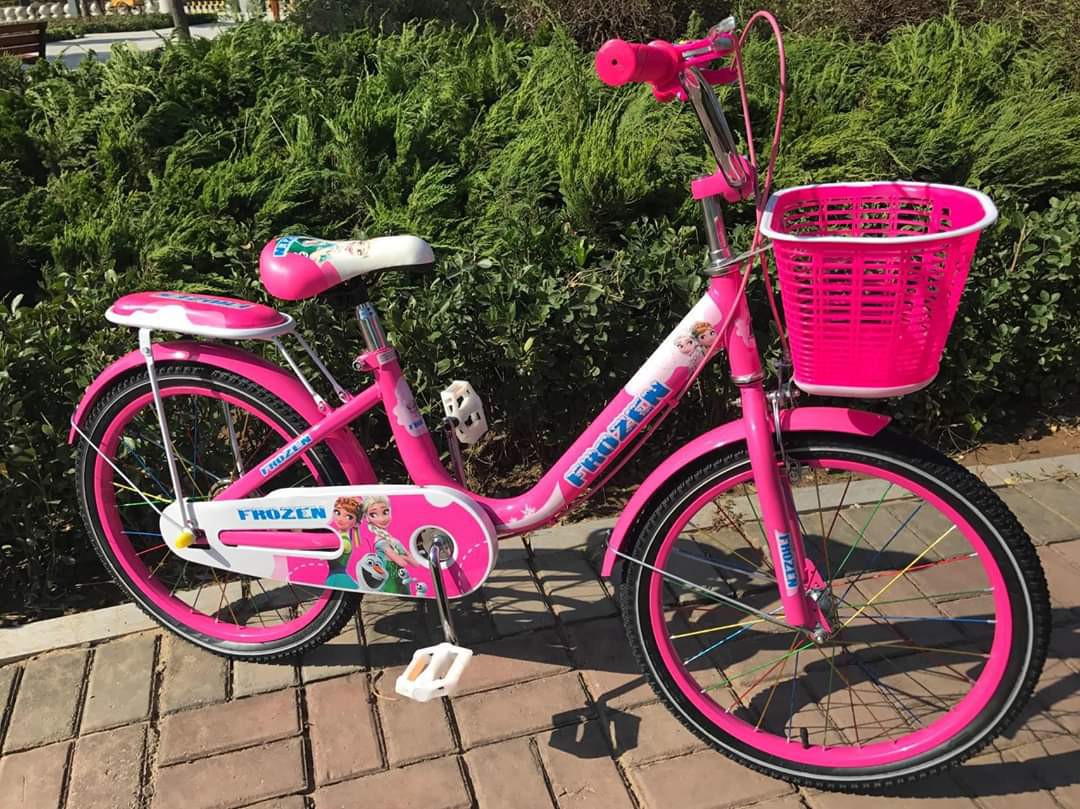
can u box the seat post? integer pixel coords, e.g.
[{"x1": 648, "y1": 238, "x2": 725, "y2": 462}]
[{"x1": 355, "y1": 302, "x2": 388, "y2": 352}]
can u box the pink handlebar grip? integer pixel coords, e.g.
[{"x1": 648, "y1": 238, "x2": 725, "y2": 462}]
[{"x1": 595, "y1": 39, "x2": 680, "y2": 87}]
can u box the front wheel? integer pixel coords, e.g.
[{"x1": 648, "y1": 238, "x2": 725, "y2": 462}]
[{"x1": 620, "y1": 430, "x2": 1049, "y2": 791}]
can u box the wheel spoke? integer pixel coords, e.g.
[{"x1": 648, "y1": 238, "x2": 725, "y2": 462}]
[
  {"x1": 836, "y1": 502, "x2": 925, "y2": 604},
  {"x1": 641, "y1": 441, "x2": 1029, "y2": 771},
  {"x1": 830, "y1": 482, "x2": 894, "y2": 582}
]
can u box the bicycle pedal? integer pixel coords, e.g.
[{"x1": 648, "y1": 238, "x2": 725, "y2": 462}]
[{"x1": 395, "y1": 642, "x2": 473, "y2": 702}]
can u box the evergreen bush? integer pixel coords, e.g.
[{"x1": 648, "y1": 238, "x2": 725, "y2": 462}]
[{"x1": 1, "y1": 17, "x2": 1076, "y2": 617}]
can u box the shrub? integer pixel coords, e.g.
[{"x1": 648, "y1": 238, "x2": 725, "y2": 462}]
[
  {"x1": 44, "y1": 13, "x2": 220, "y2": 42},
  {"x1": 0, "y1": 18, "x2": 1077, "y2": 618}
]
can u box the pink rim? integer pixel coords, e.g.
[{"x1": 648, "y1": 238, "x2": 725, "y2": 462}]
[
  {"x1": 646, "y1": 457, "x2": 1016, "y2": 771},
  {"x1": 92, "y1": 385, "x2": 333, "y2": 644}
]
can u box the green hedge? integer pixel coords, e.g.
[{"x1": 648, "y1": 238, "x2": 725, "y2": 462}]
[
  {"x1": 44, "y1": 14, "x2": 220, "y2": 42},
  {"x1": 1, "y1": 18, "x2": 1078, "y2": 615}
]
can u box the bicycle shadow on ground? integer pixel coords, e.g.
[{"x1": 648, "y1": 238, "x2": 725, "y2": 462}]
[{"x1": 347, "y1": 524, "x2": 1080, "y2": 798}]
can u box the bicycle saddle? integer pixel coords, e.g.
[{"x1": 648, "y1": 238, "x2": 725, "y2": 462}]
[{"x1": 259, "y1": 234, "x2": 435, "y2": 301}]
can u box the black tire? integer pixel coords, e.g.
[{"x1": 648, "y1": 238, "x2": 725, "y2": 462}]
[
  {"x1": 76, "y1": 363, "x2": 359, "y2": 661},
  {"x1": 619, "y1": 429, "x2": 1050, "y2": 792}
]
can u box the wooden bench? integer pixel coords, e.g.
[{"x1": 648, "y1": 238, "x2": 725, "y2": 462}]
[{"x1": 0, "y1": 20, "x2": 48, "y2": 63}]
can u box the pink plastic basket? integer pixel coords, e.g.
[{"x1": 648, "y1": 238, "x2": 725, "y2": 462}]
[{"x1": 760, "y1": 181, "x2": 998, "y2": 398}]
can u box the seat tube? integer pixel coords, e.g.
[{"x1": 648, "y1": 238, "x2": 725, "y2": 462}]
[
  {"x1": 354, "y1": 303, "x2": 458, "y2": 487},
  {"x1": 709, "y1": 239, "x2": 813, "y2": 631}
]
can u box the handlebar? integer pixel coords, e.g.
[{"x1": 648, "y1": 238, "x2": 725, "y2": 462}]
[
  {"x1": 594, "y1": 20, "x2": 750, "y2": 199},
  {"x1": 595, "y1": 40, "x2": 681, "y2": 88},
  {"x1": 594, "y1": 22, "x2": 738, "y2": 103}
]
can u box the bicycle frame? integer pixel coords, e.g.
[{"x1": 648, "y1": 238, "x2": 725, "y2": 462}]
[{"x1": 189, "y1": 207, "x2": 815, "y2": 629}]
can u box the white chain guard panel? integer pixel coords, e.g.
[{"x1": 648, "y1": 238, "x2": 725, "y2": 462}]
[{"x1": 160, "y1": 485, "x2": 497, "y2": 598}]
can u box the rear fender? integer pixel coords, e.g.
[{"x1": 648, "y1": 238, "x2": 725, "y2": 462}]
[
  {"x1": 599, "y1": 407, "x2": 891, "y2": 576},
  {"x1": 69, "y1": 340, "x2": 376, "y2": 484}
]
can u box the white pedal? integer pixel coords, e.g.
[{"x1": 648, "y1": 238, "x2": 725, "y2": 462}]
[
  {"x1": 395, "y1": 642, "x2": 474, "y2": 702},
  {"x1": 440, "y1": 380, "x2": 487, "y2": 444}
]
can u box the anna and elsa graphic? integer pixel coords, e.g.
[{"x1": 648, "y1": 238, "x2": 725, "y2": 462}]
[
  {"x1": 325, "y1": 495, "x2": 422, "y2": 595},
  {"x1": 673, "y1": 321, "x2": 719, "y2": 368}
]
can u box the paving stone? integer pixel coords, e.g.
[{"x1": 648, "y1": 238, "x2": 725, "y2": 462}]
[
  {"x1": 301, "y1": 618, "x2": 365, "y2": 683},
  {"x1": 81, "y1": 632, "x2": 156, "y2": 732},
  {"x1": 804, "y1": 777, "x2": 979, "y2": 808},
  {"x1": 0, "y1": 603, "x2": 157, "y2": 665},
  {"x1": 484, "y1": 542, "x2": 555, "y2": 636},
  {"x1": 629, "y1": 748, "x2": 791, "y2": 809},
  {"x1": 1025, "y1": 658, "x2": 1080, "y2": 737},
  {"x1": 67, "y1": 722, "x2": 146, "y2": 809},
  {"x1": 420, "y1": 592, "x2": 498, "y2": 646},
  {"x1": 458, "y1": 629, "x2": 572, "y2": 696},
  {"x1": 3, "y1": 647, "x2": 88, "y2": 751},
  {"x1": 0, "y1": 666, "x2": 18, "y2": 745},
  {"x1": 306, "y1": 672, "x2": 382, "y2": 785},
  {"x1": 152, "y1": 737, "x2": 306, "y2": 809},
  {"x1": 362, "y1": 597, "x2": 434, "y2": 669},
  {"x1": 601, "y1": 700, "x2": 705, "y2": 766},
  {"x1": 742, "y1": 797, "x2": 807, "y2": 809},
  {"x1": 378, "y1": 667, "x2": 456, "y2": 767},
  {"x1": 949, "y1": 747, "x2": 1054, "y2": 809},
  {"x1": 0, "y1": 740, "x2": 71, "y2": 809},
  {"x1": 464, "y1": 736, "x2": 552, "y2": 809},
  {"x1": 991, "y1": 688, "x2": 1073, "y2": 752},
  {"x1": 997, "y1": 486, "x2": 1080, "y2": 545},
  {"x1": 528, "y1": 521, "x2": 614, "y2": 571},
  {"x1": 158, "y1": 688, "x2": 300, "y2": 765},
  {"x1": 232, "y1": 660, "x2": 298, "y2": 698},
  {"x1": 238, "y1": 797, "x2": 306, "y2": 809},
  {"x1": 969, "y1": 463, "x2": 1009, "y2": 488},
  {"x1": 993, "y1": 456, "x2": 1080, "y2": 485},
  {"x1": 534, "y1": 550, "x2": 617, "y2": 624},
  {"x1": 314, "y1": 756, "x2": 470, "y2": 809},
  {"x1": 565, "y1": 619, "x2": 654, "y2": 708},
  {"x1": 1005, "y1": 735, "x2": 1080, "y2": 807},
  {"x1": 453, "y1": 671, "x2": 592, "y2": 748},
  {"x1": 1049, "y1": 537, "x2": 1080, "y2": 563},
  {"x1": 535, "y1": 720, "x2": 635, "y2": 809},
  {"x1": 159, "y1": 634, "x2": 227, "y2": 714},
  {"x1": 1037, "y1": 546, "x2": 1080, "y2": 620},
  {"x1": 1018, "y1": 481, "x2": 1080, "y2": 529}
]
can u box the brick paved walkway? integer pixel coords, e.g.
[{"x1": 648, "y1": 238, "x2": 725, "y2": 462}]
[{"x1": 2, "y1": 461, "x2": 1080, "y2": 809}]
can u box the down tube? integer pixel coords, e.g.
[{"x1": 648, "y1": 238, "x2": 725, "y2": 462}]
[{"x1": 385, "y1": 287, "x2": 745, "y2": 534}]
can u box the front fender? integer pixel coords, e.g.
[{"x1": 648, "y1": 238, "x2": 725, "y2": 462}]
[
  {"x1": 69, "y1": 340, "x2": 376, "y2": 484},
  {"x1": 599, "y1": 407, "x2": 891, "y2": 576}
]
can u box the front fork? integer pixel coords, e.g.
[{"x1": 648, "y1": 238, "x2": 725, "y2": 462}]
[
  {"x1": 739, "y1": 381, "x2": 818, "y2": 630},
  {"x1": 704, "y1": 196, "x2": 821, "y2": 633}
]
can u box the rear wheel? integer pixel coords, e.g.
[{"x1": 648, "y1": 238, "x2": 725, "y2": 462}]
[
  {"x1": 620, "y1": 430, "x2": 1049, "y2": 790},
  {"x1": 76, "y1": 363, "x2": 358, "y2": 660}
]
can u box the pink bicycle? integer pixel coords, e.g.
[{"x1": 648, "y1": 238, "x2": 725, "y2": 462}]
[{"x1": 70, "y1": 13, "x2": 1049, "y2": 792}]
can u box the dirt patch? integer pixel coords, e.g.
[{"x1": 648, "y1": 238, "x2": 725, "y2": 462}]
[{"x1": 950, "y1": 423, "x2": 1080, "y2": 466}]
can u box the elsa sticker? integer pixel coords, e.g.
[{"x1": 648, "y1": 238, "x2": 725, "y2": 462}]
[
  {"x1": 361, "y1": 496, "x2": 418, "y2": 595},
  {"x1": 674, "y1": 333, "x2": 702, "y2": 369}
]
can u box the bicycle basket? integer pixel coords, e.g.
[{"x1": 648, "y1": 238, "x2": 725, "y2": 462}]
[{"x1": 760, "y1": 181, "x2": 997, "y2": 398}]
